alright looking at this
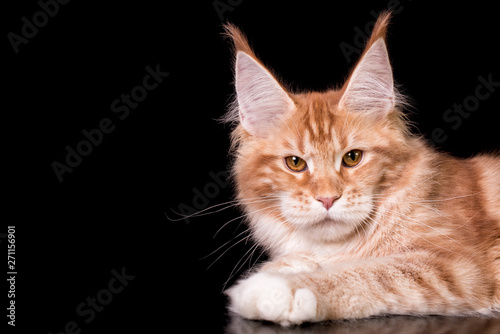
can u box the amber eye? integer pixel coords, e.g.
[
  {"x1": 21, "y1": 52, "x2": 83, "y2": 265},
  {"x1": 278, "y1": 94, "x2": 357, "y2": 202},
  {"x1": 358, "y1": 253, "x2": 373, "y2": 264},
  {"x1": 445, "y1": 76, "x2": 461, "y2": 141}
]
[
  {"x1": 342, "y1": 150, "x2": 363, "y2": 167},
  {"x1": 284, "y1": 156, "x2": 307, "y2": 172}
]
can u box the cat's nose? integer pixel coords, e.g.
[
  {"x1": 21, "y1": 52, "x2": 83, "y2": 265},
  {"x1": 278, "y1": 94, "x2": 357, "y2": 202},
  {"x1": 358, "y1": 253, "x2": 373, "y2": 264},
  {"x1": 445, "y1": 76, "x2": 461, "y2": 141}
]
[{"x1": 316, "y1": 196, "x2": 340, "y2": 210}]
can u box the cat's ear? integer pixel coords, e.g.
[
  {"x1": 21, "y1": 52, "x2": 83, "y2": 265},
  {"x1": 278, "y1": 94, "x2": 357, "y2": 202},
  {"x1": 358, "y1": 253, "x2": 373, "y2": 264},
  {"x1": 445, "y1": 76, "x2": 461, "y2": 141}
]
[
  {"x1": 223, "y1": 23, "x2": 295, "y2": 136},
  {"x1": 235, "y1": 51, "x2": 295, "y2": 137},
  {"x1": 339, "y1": 13, "x2": 395, "y2": 117}
]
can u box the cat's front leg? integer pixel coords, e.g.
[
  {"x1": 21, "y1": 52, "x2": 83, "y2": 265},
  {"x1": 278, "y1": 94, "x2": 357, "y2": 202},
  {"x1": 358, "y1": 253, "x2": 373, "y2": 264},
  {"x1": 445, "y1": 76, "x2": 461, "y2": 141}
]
[{"x1": 227, "y1": 253, "x2": 490, "y2": 324}]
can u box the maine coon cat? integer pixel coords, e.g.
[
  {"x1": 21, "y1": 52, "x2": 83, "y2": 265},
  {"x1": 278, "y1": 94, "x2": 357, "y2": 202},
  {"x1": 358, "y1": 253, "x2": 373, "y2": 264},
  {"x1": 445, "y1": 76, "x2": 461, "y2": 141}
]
[{"x1": 223, "y1": 12, "x2": 500, "y2": 325}]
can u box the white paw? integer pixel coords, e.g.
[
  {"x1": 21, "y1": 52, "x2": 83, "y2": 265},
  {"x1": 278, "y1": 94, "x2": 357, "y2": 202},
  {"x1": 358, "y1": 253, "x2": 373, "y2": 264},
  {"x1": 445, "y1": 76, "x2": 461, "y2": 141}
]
[
  {"x1": 226, "y1": 273, "x2": 317, "y2": 325},
  {"x1": 289, "y1": 288, "x2": 317, "y2": 324}
]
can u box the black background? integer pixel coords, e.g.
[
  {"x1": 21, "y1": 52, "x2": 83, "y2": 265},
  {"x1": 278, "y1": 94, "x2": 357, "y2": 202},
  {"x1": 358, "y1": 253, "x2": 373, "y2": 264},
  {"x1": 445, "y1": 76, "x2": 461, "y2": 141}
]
[{"x1": 5, "y1": 0, "x2": 500, "y2": 333}]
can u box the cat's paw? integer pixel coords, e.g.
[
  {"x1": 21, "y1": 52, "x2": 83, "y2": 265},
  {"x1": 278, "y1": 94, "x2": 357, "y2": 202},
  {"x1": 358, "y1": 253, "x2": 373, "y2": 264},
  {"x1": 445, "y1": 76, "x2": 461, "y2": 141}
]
[{"x1": 226, "y1": 272, "x2": 317, "y2": 325}]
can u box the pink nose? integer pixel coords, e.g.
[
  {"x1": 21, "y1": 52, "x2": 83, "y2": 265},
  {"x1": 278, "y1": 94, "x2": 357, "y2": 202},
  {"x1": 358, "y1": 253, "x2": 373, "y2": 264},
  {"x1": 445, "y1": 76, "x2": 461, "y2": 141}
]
[{"x1": 316, "y1": 196, "x2": 339, "y2": 210}]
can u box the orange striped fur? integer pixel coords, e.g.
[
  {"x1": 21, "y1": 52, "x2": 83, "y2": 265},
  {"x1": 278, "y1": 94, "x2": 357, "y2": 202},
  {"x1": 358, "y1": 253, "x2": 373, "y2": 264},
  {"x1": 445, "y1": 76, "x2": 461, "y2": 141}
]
[{"x1": 223, "y1": 12, "x2": 500, "y2": 325}]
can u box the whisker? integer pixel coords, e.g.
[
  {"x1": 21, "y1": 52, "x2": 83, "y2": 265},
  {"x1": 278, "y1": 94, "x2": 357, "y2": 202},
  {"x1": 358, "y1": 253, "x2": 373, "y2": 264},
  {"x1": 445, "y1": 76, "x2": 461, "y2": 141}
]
[
  {"x1": 165, "y1": 195, "x2": 280, "y2": 222},
  {"x1": 200, "y1": 228, "x2": 250, "y2": 261},
  {"x1": 372, "y1": 197, "x2": 441, "y2": 215},
  {"x1": 376, "y1": 208, "x2": 468, "y2": 258},
  {"x1": 407, "y1": 192, "x2": 482, "y2": 203},
  {"x1": 382, "y1": 207, "x2": 465, "y2": 248},
  {"x1": 203, "y1": 203, "x2": 283, "y2": 275},
  {"x1": 165, "y1": 199, "x2": 241, "y2": 222},
  {"x1": 222, "y1": 242, "x2": 260, "y2": 291},
  {"x1": 221, "y1": 208, "x2": 283, "y2": 290},
  {"x1": 448, "y1": 208, "x2": 484, "y2": 231},
  {"x1": 373, "y1": 192, "x2": 482, "y2": 209},
  {"x1": 364, "y1": 215, "x2": 411, "y2": 253},
  {"x1": 213, "y1": 202, "x2": 283, "y2": 238},
  {"x1": 246, "y1": 242, "x2": 264, "y2": 273},
  {"x1": 371, "y1": 172, "x2": 441, "y2": 200},
  {"x1": 206, "y1": 230, "x2": 252, "y2": 270}
]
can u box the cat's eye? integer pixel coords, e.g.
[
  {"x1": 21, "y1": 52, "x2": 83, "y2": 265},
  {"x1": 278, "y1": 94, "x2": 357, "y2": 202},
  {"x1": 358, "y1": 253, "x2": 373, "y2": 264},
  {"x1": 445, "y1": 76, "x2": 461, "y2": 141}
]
[
  {"x1": 342, "y1": 150, "x2": 363, "y2": 167},
  {"x1": 284, "y1": 156, "x2": 308, "y2": 172}
]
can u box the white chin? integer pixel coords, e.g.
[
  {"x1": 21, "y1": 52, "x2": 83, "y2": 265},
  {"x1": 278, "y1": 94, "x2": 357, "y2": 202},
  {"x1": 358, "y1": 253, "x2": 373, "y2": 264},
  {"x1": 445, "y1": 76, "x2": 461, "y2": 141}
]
[
  {"x1": 285, "y1": 214, "x2": 355, "y2": 241},
  {"x1": 305, "y1": 219, "x2": 356, "y2": 241},
  {"x1": 289, "y1": 209, "x2": 369, "y2": 241}
]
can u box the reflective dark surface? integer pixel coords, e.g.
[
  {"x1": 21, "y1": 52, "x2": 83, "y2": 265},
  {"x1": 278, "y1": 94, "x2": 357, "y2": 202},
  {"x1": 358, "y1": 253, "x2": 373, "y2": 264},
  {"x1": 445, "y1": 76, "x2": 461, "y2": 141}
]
[{"x1": 226, "y1": 313, "x2": 500, "y2": 334}]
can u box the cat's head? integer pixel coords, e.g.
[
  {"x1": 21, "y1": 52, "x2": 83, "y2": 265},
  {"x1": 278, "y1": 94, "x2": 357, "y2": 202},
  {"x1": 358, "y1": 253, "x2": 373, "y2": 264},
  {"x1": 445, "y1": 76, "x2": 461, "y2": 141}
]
[{"x1": 224, "y1": 13, "x2": 414, "y2": 253}]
